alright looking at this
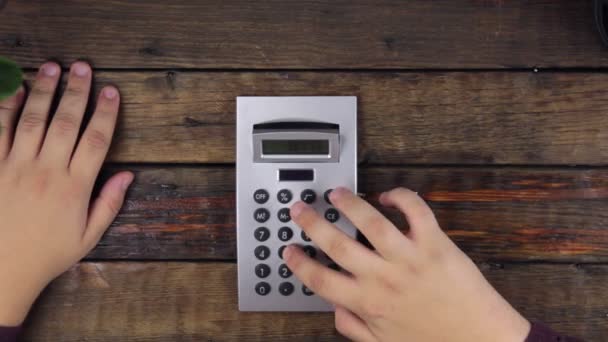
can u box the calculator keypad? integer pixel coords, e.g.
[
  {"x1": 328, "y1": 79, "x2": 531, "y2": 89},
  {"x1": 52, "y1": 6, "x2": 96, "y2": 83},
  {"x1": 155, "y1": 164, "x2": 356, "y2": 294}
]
[{"x1": 249, "y1": 188, "x2": 346, "y2": 302}]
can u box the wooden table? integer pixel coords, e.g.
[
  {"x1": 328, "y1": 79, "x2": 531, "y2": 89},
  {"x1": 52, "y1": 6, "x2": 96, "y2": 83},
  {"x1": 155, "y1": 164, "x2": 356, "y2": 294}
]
[{"x1": 2, "y1": 1, "x2": 608, "y2": 340}]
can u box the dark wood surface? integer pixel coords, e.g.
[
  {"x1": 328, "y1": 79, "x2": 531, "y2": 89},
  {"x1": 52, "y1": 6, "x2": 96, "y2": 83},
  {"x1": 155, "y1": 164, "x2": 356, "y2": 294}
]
[
  {"x1": 22, "y1": 263, "x2": 606, "y2": 341},
  {"x1": 2, "y1": 1, "x2": 607, "y2": 69},
  {"x1": 3, "y1": 0, "x2": 608, "y2": 341},
  {"x1": 91, "y1": 166, "x2": 608, "y2": 262},
  {"x1": 23, "y1": 71, "x2": 608, "y2": 165}
]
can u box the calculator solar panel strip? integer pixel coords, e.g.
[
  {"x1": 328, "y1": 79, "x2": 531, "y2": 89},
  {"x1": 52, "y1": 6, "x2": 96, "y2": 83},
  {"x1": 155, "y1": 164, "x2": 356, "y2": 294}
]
[{"x1": 236, "y1": 96, "x2": 357, "y2": 311}]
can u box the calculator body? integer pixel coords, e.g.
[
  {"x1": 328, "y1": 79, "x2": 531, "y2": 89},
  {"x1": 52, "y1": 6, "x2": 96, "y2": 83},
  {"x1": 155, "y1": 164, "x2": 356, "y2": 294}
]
[{"x1": 236, "y1": 96, "x2": 357, "y2": 311}]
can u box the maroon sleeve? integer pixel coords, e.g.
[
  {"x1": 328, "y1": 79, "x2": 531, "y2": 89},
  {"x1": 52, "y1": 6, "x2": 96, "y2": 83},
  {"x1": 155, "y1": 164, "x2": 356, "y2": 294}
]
[
  {"x1": 526, "y1": 322, "x2": 584, "y2": 342},
  {"x1": 0, "y1": 326, "x2": 20, "y2": 342}
]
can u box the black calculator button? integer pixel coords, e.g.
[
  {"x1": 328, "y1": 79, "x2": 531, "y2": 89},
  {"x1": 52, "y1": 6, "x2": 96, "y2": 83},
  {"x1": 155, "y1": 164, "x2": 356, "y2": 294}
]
[
  {"x1": 253, "y1": 189, "x2": 269, "y2": 204},
  {"x1": 278, "y1": 245, "x2": 287, "y2": 259},
  {"x1": 300, "y1": 189, "x2": 317, "y2": 204},
  {"x1": 277, "y1": 208, "x2": 291, "y2": 222},
  {"x1": 254, "y1": 227, "x2": 270, "y2": 242},
  {"x1": 278, "y1": 264, "x2": 292, "y2": 278},
  {"x1": 255, "y1": 264, "x2": 271, "y2": 278},
  {"x1": 324, "y1": 208, "x2": 340, "y2": 223},
  {"x1": 302, "y1": 285, "x2": 314, "y2": 296},
  {"x1": 324, "y1": 189, "x2": 333, "y2": 204},
  {"x1": 303, "y1": 245, "x2": 317, "y2": 258},
  {"x1": 254, "y1": 208, "x2": 270, "y2": 223},
  {"x1": 277, "y1": 189, "x2": 293, "y2": 204},
  {"x1": 254, "y1": 246, "x2": 270, "y2": 260},
  {"x1": 278, "y1": 226, "x2": 293, "y2": 241},
  {"x1": 255, "y1": 282, "x2": 271, "y2": 296},
  {"x1": 279, "y1": 282, "x2": 294, "y2": 296},
  {"x1": 301, "y1": 231, "x2": 311, "y2": 242}
]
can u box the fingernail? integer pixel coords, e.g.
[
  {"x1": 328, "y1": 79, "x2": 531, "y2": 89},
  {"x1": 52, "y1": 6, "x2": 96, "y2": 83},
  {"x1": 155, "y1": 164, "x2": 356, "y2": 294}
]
[
  {"x1": 103, "y1": 87, "x2": 118, "y2": 99},
  {"x1": 121, "y1": 173, "x2": 134, "y2": 191},
  {"x1": 378, "y1": 191, "x2": 387, "y2": 202},
  {"x1": 72, "y1": 62, "x2": 89, "y2": 77},
  {"x1": 329, "y1": 187, "x2": 349, "y2": 202},
  {"x1": 290, "y1": 201, "x2": 306, "y2": 218},
  {"x1": 283, "y1": 245, "x2": 293, "y2": 260},
  {"x1": 42, "y1": 63, "x2": 58, "y2": 77}
]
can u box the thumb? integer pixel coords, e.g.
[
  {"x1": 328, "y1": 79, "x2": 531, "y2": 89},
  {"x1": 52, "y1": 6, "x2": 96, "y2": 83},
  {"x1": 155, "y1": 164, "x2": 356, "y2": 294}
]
[{"x1": 82, "y1": 171, "x2": 134, "y2": 252}]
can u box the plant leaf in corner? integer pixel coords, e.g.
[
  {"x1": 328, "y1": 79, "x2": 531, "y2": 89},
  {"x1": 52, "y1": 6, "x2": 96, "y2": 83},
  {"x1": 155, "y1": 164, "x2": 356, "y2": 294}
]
[{"x1": 0, "y1": 57, "x2": 23, "y2": 101}]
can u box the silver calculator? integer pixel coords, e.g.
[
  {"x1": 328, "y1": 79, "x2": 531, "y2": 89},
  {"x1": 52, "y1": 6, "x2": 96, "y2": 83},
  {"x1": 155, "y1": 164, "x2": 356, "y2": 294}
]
[{"x1": 236, "y1": 96, "x2": 357, "y2": 311}]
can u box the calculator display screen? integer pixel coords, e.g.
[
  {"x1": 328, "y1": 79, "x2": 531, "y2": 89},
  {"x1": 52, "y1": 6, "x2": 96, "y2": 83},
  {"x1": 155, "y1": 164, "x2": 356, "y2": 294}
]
[{"x1": 262, "y1": 140, "x2": 329, "y2": 155}]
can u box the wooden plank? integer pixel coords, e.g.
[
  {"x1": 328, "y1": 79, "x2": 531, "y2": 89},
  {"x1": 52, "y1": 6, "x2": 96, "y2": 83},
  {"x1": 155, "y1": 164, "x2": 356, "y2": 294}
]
[
  {"x1": 21, "y1": 71, "x2": 608, "y2": 165},
  {"x1": 1, "y1": 1, "x2": 606, "y2": 69},
  {"x1": 22, "y1": 262, "x2": 604, "y2": 341},
  {"x1": 90, "y1": 166, "x2": 608, "y2": 262}
]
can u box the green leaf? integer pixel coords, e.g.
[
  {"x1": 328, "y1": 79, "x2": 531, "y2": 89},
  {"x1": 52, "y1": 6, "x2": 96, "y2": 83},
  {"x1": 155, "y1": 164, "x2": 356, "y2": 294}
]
[{"x1": 0, "y1": 57, "x2": 23, "y2": 101}]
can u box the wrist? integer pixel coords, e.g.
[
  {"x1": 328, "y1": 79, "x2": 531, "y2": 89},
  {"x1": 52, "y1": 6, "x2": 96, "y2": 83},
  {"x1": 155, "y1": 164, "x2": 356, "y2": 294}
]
[{"x1": 0, "y1": 271, "x2": 45, "y2": 326}]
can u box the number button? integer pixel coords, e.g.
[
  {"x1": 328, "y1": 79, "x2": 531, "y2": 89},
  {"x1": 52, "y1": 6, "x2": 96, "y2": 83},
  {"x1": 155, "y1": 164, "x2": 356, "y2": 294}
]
[
  {"x1": 300, "y1": 189, "x2": 316, "y2": 204},
  {"x1": 278, "y1": 245, "x2": 287, "y2": 259},
  {"x1": 253, "y1": 189, "x2": 269, "y2": 204},
  {"x1": 302, "y1": 285, "x2": 314, "y2": 296},
  {"x1": 255, "y1": 282, "x2": 271, "y2": 296},
  {"x1": 278, "y1": 227, "x2": 293, "y2": 241},
  {"x1": 303, "y1": 245, "x2": 317, "y2": 258},
  {"x1": 254, "y1": 246, "x2": 270, "y2": 260},
  {"x1": 325, "y1": 208, "x2": 339, "y2": 223},
  {"x1": 279, "y1": 282, "x2": 294, "y2": 296},
  {"x1": 254, "y1": 208, "x2": 270, "y2": 223},
  {"x1": 278, "y1": 264, "x2": 292, "y2": 278},
  {"x1": 301, "y1": 231, "x2": 311, "y2": 242},
  {"x1": 277, "y1": 189, "x2": 292, "y2": 204},
  {"x1": 254, "y1": 227, "x2": 270, "y2": 242},
  {"x1": 277, "y1": 208, "x2": 291, "y2": 222},
  {"x1": 255, "y1": 264, "x2": 271, "y2": 278},
  {"x1": 324, "y1": 189, "x2": 333, "y2": 204}
]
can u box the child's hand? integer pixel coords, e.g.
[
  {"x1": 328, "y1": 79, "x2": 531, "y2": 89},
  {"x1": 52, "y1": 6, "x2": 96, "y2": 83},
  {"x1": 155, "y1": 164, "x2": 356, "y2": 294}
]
[
  {"x1": 0, "y1": 62, "x2": 133, "y2": 326},
  {"x1": 286, "y1": 187, "x2": 531, "y2": 342}
]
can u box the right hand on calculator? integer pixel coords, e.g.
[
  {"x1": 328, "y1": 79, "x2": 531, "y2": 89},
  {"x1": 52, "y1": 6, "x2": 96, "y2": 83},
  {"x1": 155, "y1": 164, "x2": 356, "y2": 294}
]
[{"x1": 285, "y1": 187, "x2": 530, "y2": 342}]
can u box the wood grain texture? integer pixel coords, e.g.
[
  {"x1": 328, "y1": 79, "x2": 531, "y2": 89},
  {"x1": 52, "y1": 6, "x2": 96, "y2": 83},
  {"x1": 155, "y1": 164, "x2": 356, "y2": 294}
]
[
  {"x1": 22, "y1": 262, "x2": 603, "y2": 341},
  {"x1": 1, "y1": 0, "x2": 606, "y2": 69},
  {"x1": 90, "y1": 166, "x2": 608, "y2": 262},
  {"x1": 21, "y1": 71, "x2": 608, "y2": 165}
]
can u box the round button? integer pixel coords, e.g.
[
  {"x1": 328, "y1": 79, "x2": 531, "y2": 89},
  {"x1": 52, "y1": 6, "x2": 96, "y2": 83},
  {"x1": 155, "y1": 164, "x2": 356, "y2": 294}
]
[
  {"x1": 278, "y1": 264, "x2": 292, "y2": 278},
  {"x1": 324, "y1": 189, "x2": 333, "y2": 204},
  {"x1": 254, "y1": 246, "x2": 270, "y2": 260},
  {"x1": 278, "y1": 245, "x2": 287, "y2": 259},
  {"x1": 279, "y1": 282, "x2": 294, "y2": 296},
  {"x1": 278, "y1": 226, "x2": 294, "y2": 242},
  {"x1": 302, "y1": 285, "x2": 314, "y2": 296},
  {"x1": 255, "y1": 264, "x2": 271, "y2": 278},
  {"x1": 324, "y1": 208, "x2": 340, "y2": 223},
  {"x1": 255, "y1": 282, "x2": 271, "y2": 296},
  {"x1": 253, "y1": 189, "x2": 269, "y2": 204},
  {"x1": 301, "y1": 231, "x2": 311, "y2": 242},
  {"x1": 277, "y1": 208, "x2": 291, "y2": 222},
  {"x1": 277, "y1": 189, "x2": 293, "y2": 204},
  {"x1": 303, "y1": 245, "x2": 317, "y2": 258},
  {"x1": 300, "y1": 189, "x2": 317, "y2": 204},
  {"x1": 254, "y1": 208, "x2": 270, "y2": 223},
  {"x1": 254, "y1": 227, "x2": 270, "y2": 242}
]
